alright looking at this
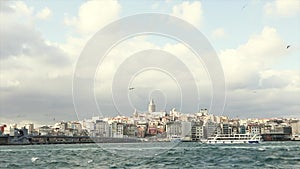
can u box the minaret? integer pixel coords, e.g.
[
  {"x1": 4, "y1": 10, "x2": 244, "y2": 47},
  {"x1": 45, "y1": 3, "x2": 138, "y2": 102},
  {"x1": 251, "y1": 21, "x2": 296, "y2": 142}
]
[
  {"x1": 133, "y1": 109, "x2": 138, "y2": 118},
  {"x1": 148, "y1": 99, "x2": 156, "y2": 113}
]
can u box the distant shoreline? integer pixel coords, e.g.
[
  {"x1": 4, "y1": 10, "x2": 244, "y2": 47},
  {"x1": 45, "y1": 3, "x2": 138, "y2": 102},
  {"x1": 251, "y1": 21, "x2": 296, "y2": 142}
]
[
  {"x1": 1, "y1": 139, "x2": 299, "y2": 146},
  {"x1": 0, "y1": 135, "x2": 143, "y2": 145}
]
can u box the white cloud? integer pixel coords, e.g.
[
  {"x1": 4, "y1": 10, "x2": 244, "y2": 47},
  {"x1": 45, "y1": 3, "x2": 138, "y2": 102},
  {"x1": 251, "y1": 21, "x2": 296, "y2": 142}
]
[
  {"x1": 220, "y1": 27, "x2": 287, "y2": 89},
  {"x1": 171, "y1": 1, "x2": 203, "y2": 28},
  {"x1": 211, "y1": 28, "x2": 226, "y2": 39},
  {"x1": 11, "y1": 1, "x2": 33, "y2": 17},
  {"x1": 264, "y1": 0, "x2": 300, "y2": 17},
  {"x1": 36, "y1": 7, "x2": 51, "y2": 20},
  {"x1": 219, "y1": 26, "x2": 300, "y2": 117},
  {"x1": 0, "y1": 1, "x2": 74, "y2": 123},
  {"x1": 64, "y1": 0, "x2": 121, "y2": 35},
  {"x1": 0, "y1": 1, "x2": 33, "y2": 25},
  {"x1": 221, "y1": 26, "x2": 286, "y2": 70}
]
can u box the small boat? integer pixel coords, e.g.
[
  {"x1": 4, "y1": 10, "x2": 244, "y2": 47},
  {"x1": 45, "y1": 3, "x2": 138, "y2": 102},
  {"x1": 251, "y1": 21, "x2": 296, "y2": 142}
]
[
  {"x1": 170, "y1": 135, "x2": 183, "y2": 143},
  {"x1": 292, "y1": 134, "x2": 300, "y2": 141},
  {"x1": 203, "y1": 134, "x2": 262, "y2": 144}
]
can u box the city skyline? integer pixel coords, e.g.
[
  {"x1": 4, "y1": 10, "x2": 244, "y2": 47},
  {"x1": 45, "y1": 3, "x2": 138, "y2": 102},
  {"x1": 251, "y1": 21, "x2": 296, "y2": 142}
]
[
  {"x1": 1, "y1": 0, "x2": 300, "y2": 126},
  {"x1": 2, "y1": 99, "x2": 299, "y2": 144}
]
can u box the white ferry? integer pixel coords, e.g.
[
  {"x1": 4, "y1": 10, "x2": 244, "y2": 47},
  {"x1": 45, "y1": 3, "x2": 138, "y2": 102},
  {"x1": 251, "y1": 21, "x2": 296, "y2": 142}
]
[{"x1": 203, "y1": 134, "x2": 262, "y2": 144}]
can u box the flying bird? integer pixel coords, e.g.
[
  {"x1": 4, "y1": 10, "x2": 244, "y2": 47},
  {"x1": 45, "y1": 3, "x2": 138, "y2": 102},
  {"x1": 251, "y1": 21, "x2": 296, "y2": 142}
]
[
  {"x1": 242, "y1": 4, "x2": 247, "y2": 10},
  {"x1": 286, "y1": 45, "x2": 290, "y2": 49},
  {"x1": 129, "y1": 87, "x2": 135, "y2": 90},
  {"x1": 241, "y1": 1, "x2": 248, "y2": 11}
]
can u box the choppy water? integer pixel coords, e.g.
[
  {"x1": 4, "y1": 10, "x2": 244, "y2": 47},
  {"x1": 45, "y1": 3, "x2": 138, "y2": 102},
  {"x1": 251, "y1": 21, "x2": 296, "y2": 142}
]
[{"x1": 1, "y1": 142, "x2": 300, "y2": 169}]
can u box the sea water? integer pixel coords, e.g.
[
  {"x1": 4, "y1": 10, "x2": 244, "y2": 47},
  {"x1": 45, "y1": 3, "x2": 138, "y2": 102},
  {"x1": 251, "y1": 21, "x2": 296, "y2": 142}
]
[{"x1": 1, "y1": 142, "x2": 300, "y2": 168}]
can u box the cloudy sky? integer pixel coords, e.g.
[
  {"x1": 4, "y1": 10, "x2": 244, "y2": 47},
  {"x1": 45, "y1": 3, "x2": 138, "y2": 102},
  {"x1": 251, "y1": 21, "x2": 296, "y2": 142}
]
[{"x1": 0, "y1": 0, "x2": 299, "y2": 125}]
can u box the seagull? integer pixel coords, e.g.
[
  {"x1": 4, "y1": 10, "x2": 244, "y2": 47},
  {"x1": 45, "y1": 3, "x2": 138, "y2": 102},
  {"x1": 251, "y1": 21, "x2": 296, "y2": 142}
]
[
  {"x1": 129, "y1": 87, "x2": 135, "y2": 90},
  {"x1": 31, "y1": 157, "x2": 39, "y2": 162},
  {"x1": 242, "y1": 4, "x2": 247, "y2": 10},
  {"x1": 286, "y1": 45, "x2": 291, "y2": 49}
]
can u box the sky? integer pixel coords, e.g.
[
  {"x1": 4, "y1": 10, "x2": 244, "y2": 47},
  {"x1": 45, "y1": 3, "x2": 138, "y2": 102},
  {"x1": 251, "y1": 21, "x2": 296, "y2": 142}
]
[{"x1": 0, "y1": 0, "x2": 300, "y2": 126}]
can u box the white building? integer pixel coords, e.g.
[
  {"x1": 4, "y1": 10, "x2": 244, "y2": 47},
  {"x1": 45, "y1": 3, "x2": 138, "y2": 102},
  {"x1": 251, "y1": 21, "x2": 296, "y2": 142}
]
[
  {"x1": 166, "y1": 121, "x2": 191, "y2": 139},
  {"x1": 205, "y1": 120, "x2": 217, "y2": 138},
  {"x1": 291, "y1": 120, "x2": 300, "y2": 135},
  {"x1": 248, "y1": 124, "x2": 261, "y2": 134},
  {"x1": 25, "y1": 123, "x2": 34, "y2": 135},
  {"x1": 109, "y1": 122, "x2": 124, "y2": 138},
  {"x1": 95, "y1": 120, "x2": 109, "y2": 137}
]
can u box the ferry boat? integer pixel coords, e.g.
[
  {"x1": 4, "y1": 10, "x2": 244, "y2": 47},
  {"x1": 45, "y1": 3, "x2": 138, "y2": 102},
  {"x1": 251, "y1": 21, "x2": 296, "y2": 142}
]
[{"x1": 203, "y1": 134, "x2": 262, "y2": 144}]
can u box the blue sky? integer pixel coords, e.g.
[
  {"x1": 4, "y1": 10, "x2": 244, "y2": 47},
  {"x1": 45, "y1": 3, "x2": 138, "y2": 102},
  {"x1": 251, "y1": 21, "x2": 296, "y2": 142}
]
[{"x1": 0, "y1": 0, "x2": 299, "y2": 125}]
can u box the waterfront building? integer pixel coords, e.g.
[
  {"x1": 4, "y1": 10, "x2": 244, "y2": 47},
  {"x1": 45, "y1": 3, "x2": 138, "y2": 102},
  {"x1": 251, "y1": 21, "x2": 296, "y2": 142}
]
[
  {"x1": 182, "y1": 121, "x2": 192, "y2": 140},
  {"x1": 37, "y1": 126, "x2": 52, "y2": 136},
  {"x1": 25, "y1": 123, "x2": 34, "y2": 135},
  {"x1": 248, "y1": 124, "x2": 261, "y2": 134},
  {"x1": 137, "y1": 125, "x2": 147, "y2": 138},
  {"x1": 290, "y1": 120, "x2": 300, "y2": 135},
  {"x1": 124, "y1": 124, "x2": 137, "y2": 137},
  {"x1": 239, "y1": 125, "x2": 246, "y2": 134},
  {"x1": 9, "y1": 124, "x2": 17, "y2": 136},
  {"x1": 191, "y1": 121, "x2": 205, "y2": 141},
  {"x1": 0, "y1": 124, "x2": 6, "y2": 136},
  {"x1": 66, "y1": 121, "x2": 82, "y2": 136},
  {"x1": 81, "y1": 120, "x2": 95, "y2": 137},
  {"x1": 157, "y1": 125, "x2": 165, "y2": 134},
  {"x1": 166, "y1": 121, "x2": 181, "y2": 138},
  {"x1": 261, "y1": 121, "x2": 292, "y2": 141},
  {"x1": 166, "y1": 121, "x2": 191, "y2": 139},
  {"x1": 95, "y1": 120, "x2": 109, "y2": 137},
  {"x1": 221, "y1": 123, "x2": 231, "y2": 134},
  {"x1": 204, "y1": 120, "x2": 217, "y2": 138},
  {"x1": 215, "y1": 124, "x2": 222, "y2": 135},
  {"x1": 109, "y1": 122, "x2": 124, "y2": 138},
  {"x1": 147, "y1": 120, "x2": 158, "y2": 136},
  {"x1": 231, "y1": 126, "x2": 239, "y2": 134}
]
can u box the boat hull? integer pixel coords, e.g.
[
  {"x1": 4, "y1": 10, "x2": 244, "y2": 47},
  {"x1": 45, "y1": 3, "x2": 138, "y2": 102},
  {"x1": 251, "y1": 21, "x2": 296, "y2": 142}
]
[{"x1": 203, "y1": 134, "x2": 262, "y2": 144}]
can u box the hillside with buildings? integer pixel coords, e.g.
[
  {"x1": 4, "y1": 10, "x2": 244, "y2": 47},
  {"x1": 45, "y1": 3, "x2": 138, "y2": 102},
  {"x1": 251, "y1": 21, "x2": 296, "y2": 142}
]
[{"x1": 1, "y1": 99, "x2": 300, "y2": 145}]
